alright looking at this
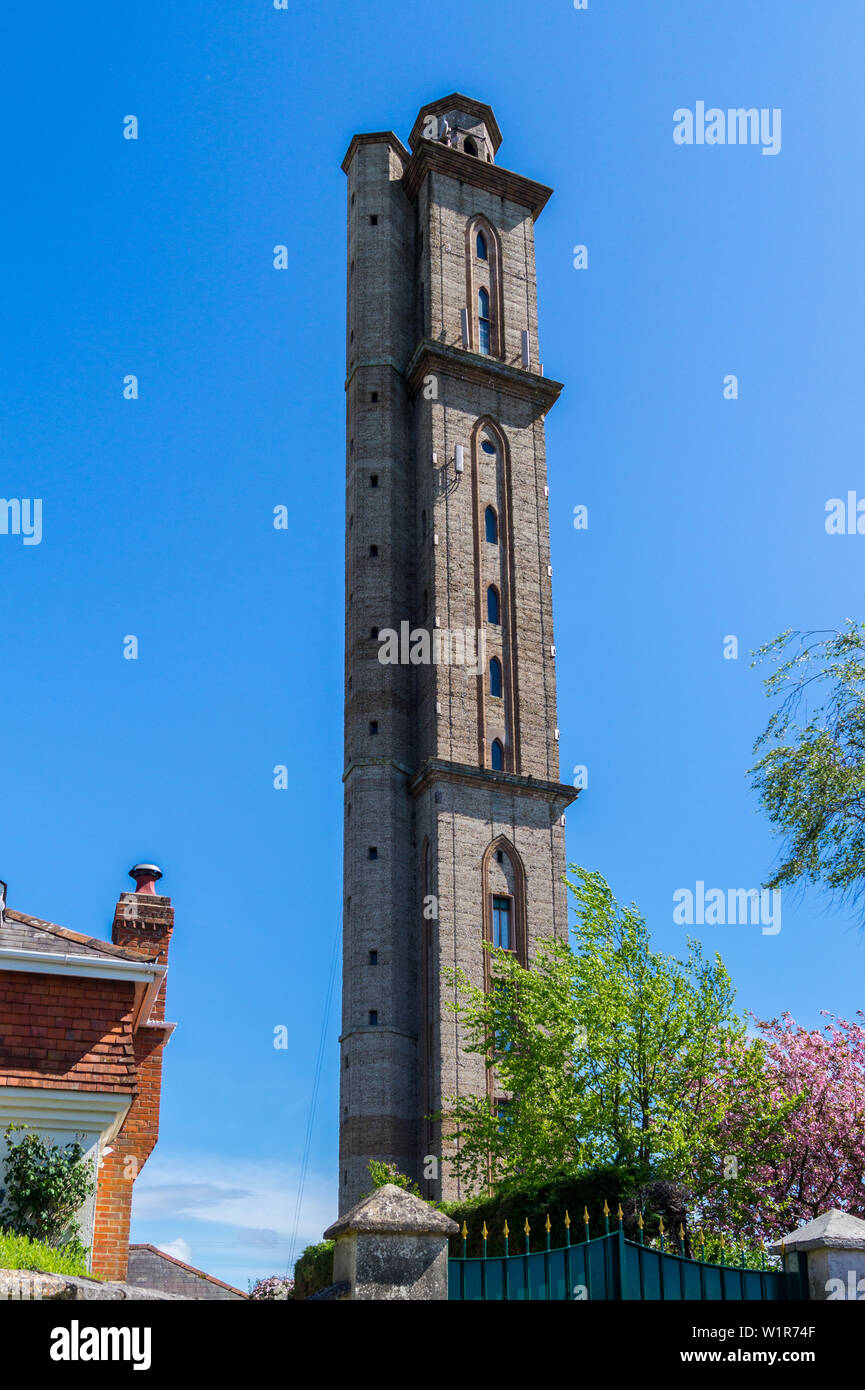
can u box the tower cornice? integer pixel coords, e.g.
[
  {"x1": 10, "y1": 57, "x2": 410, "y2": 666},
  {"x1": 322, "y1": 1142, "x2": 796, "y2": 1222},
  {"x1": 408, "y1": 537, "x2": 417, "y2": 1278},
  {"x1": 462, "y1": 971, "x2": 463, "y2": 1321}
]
[
  {"x1": 405, "y1": 339, "x2": 563, "y2": 412},
  {"x1": 408, "y1": 758, "x2": 578, "y2": 818},
  {"x1": 402, "y1": 139, "x2": 553, "y2": 219}
]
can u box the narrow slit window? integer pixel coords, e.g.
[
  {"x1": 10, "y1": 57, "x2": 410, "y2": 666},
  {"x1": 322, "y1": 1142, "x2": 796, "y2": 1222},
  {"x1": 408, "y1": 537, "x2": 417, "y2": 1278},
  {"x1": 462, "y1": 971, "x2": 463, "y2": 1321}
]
[
  {"x1": 491, "y1": 739, "x2": 504, "y2": 771},
  {"x1": 492, "y1": 895, "x2": 511, "y2": 950},
  {"x1": 487, "y1": 586, "x2": 500, "y2": 624},
  {"x1": 489, "y1": 657, "x2": 502, "y2": 698},
  {"x1": 485, "y1": 506, "x2": 497, "y2": 543},
  {"x1": 476, "y1": 230, "x2": 488, "y2": 260},
  {"x1": 478, "y1": 287, "x2": 491, "y2": 355}
]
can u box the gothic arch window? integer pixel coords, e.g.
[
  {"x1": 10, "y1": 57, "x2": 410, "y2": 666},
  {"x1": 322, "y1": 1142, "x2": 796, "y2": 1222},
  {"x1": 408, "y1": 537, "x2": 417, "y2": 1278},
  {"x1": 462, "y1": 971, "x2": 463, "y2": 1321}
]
[
  {"x1": 489, "y1": 657, "x2": 502, "y2": 698},
  {"x1": 478, "y1": 288, "x2": 491, "y2": 355},
  {"x1": 491, "y1": 738, "x2": 504, "y2": 770},
  {"x1": 465, "y1": 216, "x2": 503, "y2": 359},
  {"x1": 482, "y1": 838, "x2": 528, "y2": 987},
  {"x1": 464, "y1": 136, "x2": 479, "y2": 157},
  {"x1": 472, "y1": 416, "x2": 517, "y2": 776}
]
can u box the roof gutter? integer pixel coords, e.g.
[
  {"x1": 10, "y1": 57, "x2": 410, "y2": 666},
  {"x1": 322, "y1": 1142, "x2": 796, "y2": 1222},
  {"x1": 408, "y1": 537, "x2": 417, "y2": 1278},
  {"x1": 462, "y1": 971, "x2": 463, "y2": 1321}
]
[{"x1": 0, "y1": 944, "x2": 163, "y2": 984}]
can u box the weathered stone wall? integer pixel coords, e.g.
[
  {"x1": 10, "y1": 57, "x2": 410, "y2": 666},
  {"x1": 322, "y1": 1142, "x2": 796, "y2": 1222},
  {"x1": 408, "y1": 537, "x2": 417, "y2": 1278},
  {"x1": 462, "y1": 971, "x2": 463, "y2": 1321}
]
[{"x1": 0, "y1": 1269, "x2": 186, "y2": 1300}]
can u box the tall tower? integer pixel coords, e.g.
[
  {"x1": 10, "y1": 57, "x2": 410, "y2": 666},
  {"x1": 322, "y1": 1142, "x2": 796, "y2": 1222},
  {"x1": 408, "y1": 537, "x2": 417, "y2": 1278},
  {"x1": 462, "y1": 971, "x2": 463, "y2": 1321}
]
[{"x1": 340, "y1": 95, "x2": 576, "y2": 1210}]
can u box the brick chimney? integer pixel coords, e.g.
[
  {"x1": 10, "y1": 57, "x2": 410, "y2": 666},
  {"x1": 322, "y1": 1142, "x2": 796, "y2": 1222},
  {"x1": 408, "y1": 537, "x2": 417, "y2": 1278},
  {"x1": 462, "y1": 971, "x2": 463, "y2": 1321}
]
[
  {"x1": 111, "y1": 864, "x2": 174, "y2": 1020},
  {"x1": 92, "y1": 865, "x2": 175, "y2": 1281}
]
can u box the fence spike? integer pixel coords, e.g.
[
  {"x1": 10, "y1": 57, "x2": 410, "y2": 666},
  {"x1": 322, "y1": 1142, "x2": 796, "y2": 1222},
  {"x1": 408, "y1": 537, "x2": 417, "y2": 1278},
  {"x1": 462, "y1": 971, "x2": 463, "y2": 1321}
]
[
  {"x1": 658, "y1": 1217, "x2": 665, "y2": 1235},
  {"x1": 564, "y1": 1210, "x2": 571, "y2": 1228},
  {"x1": 583, "y1": 1206, "x2": 590, "y2": 1224},
  {"x1": 482, "y1": 1221, "x2": 488, "y2": 1240},
  {"x1": 603, "y1": 1199, "x2": 610, "y2": 1217},
  {"x1": 461, "y1": 1221, "x2": 468, "y2": 1239},
  {"x1": 679, "y1": 1223, "x2": 685, "y2": 1240},
  {"x1": 617, "y1": 1203, "x2": 624, "y2": 1224},
  {"x1": 503, "y1": 1219, "x2": 510, "y2": 1238},
  {"x1": 637, "y1": 1212, "x2": 644, "y2": 1230},
  {"x1": 544, "y1": 1214, "x2": 551, "y2": 1233},
  {"x1": 524, "y1": 1218, "x2": 531, "y2": 1235}
]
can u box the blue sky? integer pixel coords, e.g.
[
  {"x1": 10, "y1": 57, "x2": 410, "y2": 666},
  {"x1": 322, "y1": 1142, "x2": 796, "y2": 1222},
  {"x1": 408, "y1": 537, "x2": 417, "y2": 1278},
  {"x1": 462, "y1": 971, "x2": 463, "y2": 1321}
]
[{"x1": 1, "y1": 1, "x2": 862, "y2": 1288}]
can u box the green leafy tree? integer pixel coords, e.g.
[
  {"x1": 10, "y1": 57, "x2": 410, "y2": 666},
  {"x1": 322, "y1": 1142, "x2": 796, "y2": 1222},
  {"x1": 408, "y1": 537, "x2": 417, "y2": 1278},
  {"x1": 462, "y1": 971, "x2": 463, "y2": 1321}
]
[
  {"x1": 750, "y1": 621, "x2": 865, "y2": 914},
  {"x1": 439, "y1": 868, "x2": 787, "y2": 1228},
  {"x1": 0, "y1": 1124, "x2": 94, "y2": 1253}
]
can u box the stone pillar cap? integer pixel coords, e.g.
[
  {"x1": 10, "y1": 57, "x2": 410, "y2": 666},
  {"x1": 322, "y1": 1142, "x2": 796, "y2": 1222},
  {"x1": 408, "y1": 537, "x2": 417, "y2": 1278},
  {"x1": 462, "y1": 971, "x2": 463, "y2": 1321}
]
[
  {"x1": 323, "y1": 1184, "x2": 459, "y2": 1240},
  {"x1": 768, "y1": 1208, "x2": 865, "y2": 1254}
]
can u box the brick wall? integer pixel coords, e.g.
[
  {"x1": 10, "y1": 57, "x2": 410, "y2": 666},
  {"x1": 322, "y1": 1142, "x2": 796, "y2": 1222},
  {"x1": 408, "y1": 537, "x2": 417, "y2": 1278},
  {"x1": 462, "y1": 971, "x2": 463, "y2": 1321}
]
[
  {"x1": 90, "y1": 891, "x2": 174, "y2": 1280},
  {"x1": 0, "y1": 971, "x2": 136, "y2": 1090}
]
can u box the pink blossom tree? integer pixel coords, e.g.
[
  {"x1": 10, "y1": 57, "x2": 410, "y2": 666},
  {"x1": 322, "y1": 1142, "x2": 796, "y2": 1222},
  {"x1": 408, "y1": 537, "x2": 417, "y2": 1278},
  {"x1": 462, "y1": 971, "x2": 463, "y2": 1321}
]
[{"x1": 697, "y1": 1011, "x2": 865, "y2": 1241}]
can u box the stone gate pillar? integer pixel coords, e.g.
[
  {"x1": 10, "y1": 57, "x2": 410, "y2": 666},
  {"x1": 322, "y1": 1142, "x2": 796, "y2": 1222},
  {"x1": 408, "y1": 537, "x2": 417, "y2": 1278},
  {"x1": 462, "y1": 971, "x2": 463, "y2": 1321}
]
[
  {"x1": 322, "y1": 1183, "x2": 458, "y2": 1300},
  {"x1": 769, "y1": 1209, "x2": 865, "y2": 1300}
]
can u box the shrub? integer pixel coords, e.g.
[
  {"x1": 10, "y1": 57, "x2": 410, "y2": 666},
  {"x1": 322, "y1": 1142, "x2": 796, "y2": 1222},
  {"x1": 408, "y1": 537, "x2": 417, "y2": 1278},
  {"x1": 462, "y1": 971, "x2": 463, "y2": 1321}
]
[
  {"x1": 0, "y1": 1123, "x2": 95, "y2": 1249},
  {"x1": 441, "y1": 1163, "x2": 671, "y2": 1257},
  {"x1": 293, "y1": 1241, "x2": 334, "y2": 1299},
  {"x1": 249, "y1": 1274, "x2": 294, "y2": 1300},
  {"x1": 365, "y1": 1160, "x2": 425, "y2": 1199},
  {"x1": 0, "y1": 1228, "x2": 91, "y2": 1277}
]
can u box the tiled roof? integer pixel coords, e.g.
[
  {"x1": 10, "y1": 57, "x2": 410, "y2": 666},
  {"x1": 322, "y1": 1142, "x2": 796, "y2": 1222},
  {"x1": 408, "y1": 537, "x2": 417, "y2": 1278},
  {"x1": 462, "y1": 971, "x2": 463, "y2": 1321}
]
[
  {"x1": 0, "y1": 908, "x2": 158, "y2": 964},
  {"x1": 128, "y1": 1246, "x2": 248, "y2": 1298}
]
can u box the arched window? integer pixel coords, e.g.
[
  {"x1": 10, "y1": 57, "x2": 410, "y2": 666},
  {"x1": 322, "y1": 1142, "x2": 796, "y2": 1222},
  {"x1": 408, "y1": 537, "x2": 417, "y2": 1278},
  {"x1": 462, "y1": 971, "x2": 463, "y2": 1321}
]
[
  {"x1": 491, "y1": 739, "x2": 504, "y2": 771},
  {"x1": 485, "y1": 506, "x2": 497, "y2": 543},
  {"x1": 464, "y1": 136, "x2": 479, "y2": 157},
  {"x1": 489, "y1": 657, "x2": 502, "y2": 698},
  {"x1": 487, "y1": 586, "x2": 500, "y2": 624},
  {"x1": 478, "y1": 288, "x2": 491, "y2": 355},
  {"x1": 476, "y1": 230, "x2": 488, "y2": 260}
]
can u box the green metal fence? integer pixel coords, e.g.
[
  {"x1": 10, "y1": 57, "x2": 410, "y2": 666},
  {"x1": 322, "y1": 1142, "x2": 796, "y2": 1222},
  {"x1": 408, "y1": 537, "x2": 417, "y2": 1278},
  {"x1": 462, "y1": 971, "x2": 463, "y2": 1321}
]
[{"x1": 448, "y1": 1217, "x2": 807, "y2": 1302}]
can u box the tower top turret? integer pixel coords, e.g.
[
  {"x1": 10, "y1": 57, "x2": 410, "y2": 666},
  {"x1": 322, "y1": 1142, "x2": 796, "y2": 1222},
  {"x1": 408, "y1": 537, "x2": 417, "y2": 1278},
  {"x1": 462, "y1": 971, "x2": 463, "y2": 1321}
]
[{"x1": 408, "y1": 93, "x2": 502, "y2": 163}]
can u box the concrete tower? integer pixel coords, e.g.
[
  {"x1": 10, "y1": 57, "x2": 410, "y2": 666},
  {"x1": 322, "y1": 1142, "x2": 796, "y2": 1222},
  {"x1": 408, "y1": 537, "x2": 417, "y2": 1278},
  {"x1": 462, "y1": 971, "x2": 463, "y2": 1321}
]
[{"x1": 340, "y1": 95, "x2": 576, "y2": 1210}]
